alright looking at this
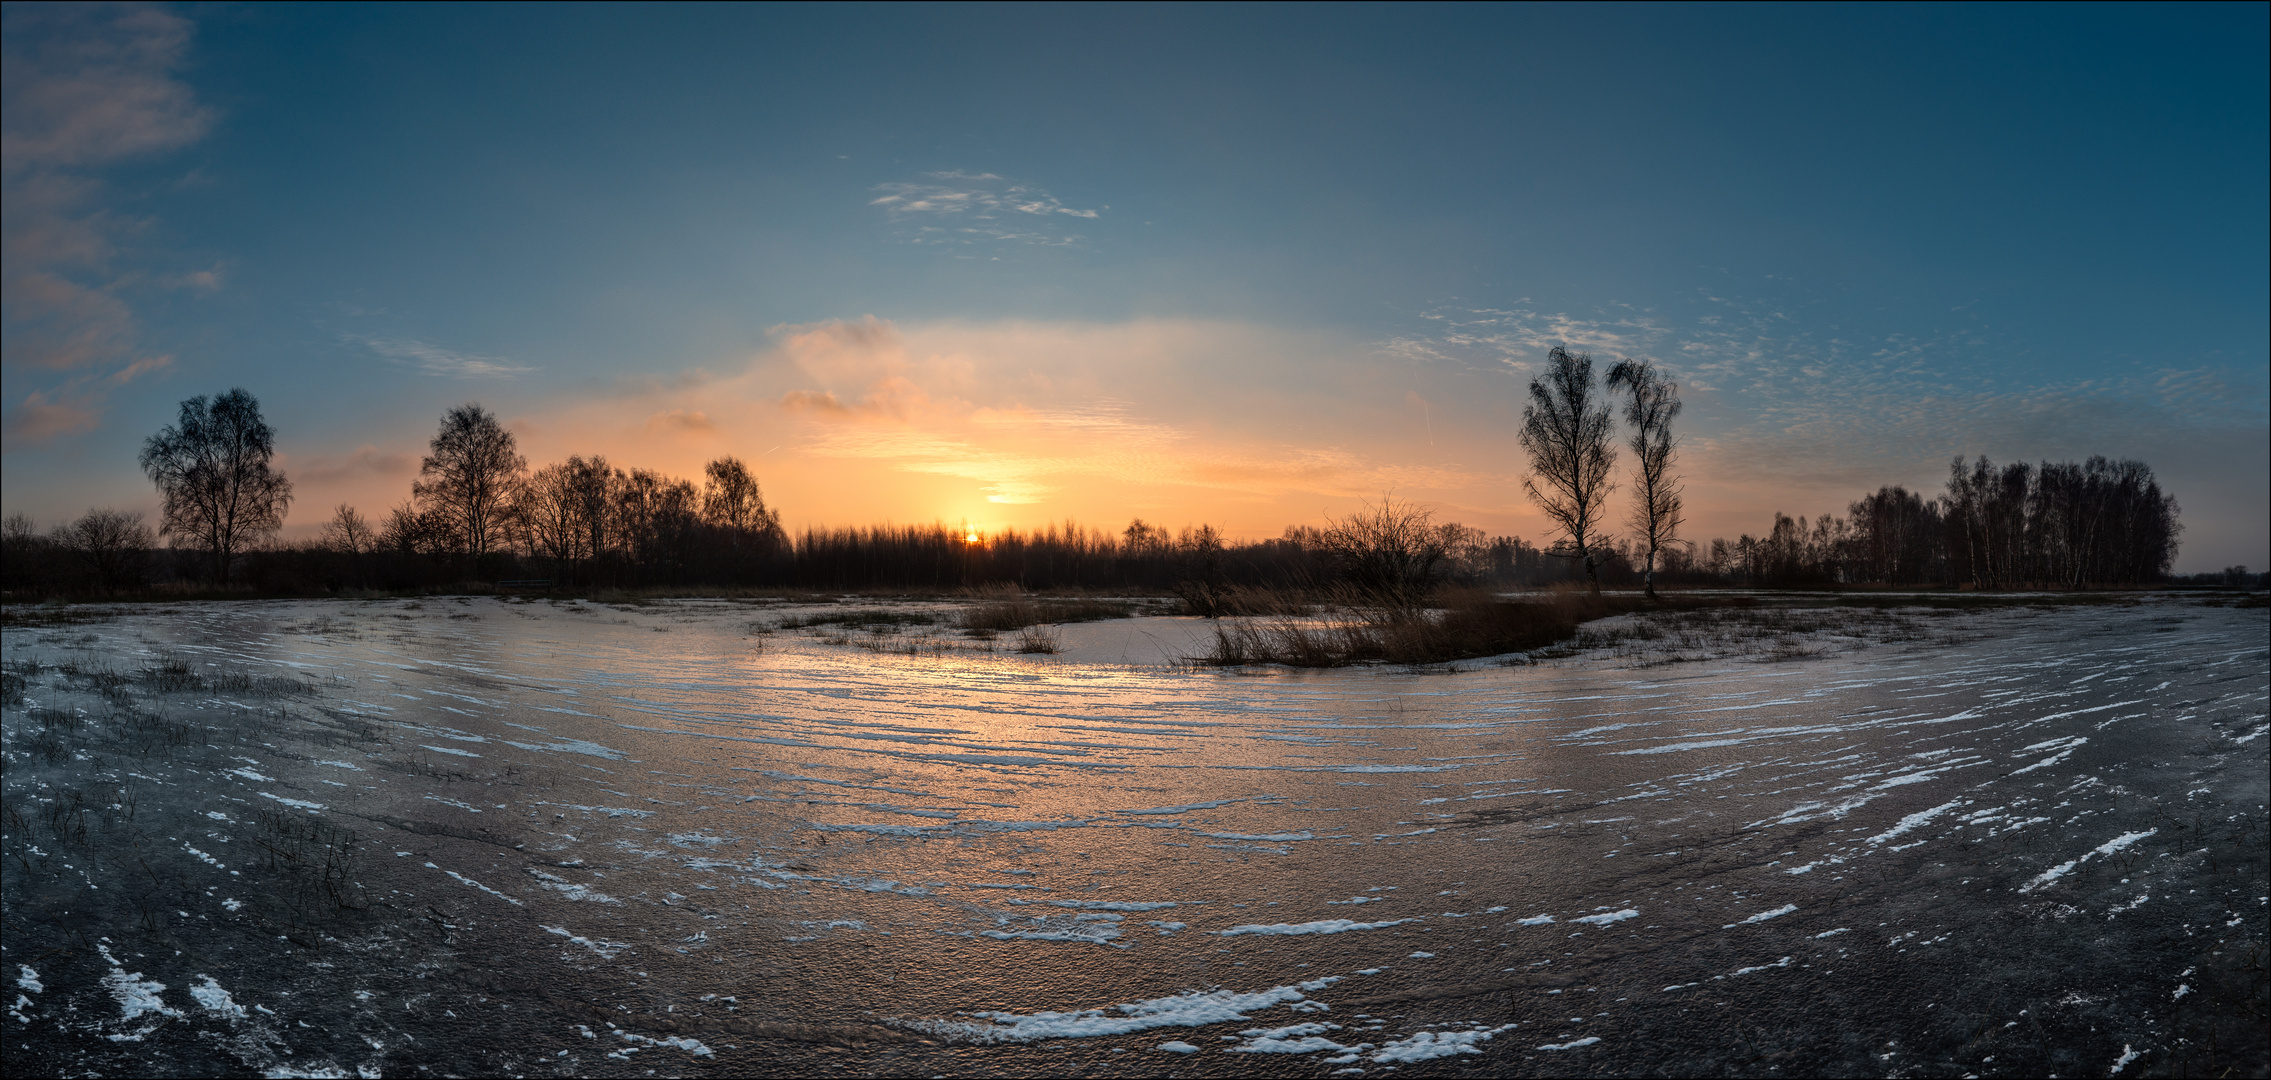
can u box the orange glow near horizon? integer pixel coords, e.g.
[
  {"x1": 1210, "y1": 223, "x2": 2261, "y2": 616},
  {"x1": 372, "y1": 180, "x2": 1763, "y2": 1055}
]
[{"x1": 257, "y1": 315, "x2": 1982, "y2": 556}]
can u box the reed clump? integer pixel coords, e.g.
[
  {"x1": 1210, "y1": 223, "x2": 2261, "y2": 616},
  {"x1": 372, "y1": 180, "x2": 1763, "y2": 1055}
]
[{"x1": 1198, "y1": 587, "x2": 1623, "y2": 667}]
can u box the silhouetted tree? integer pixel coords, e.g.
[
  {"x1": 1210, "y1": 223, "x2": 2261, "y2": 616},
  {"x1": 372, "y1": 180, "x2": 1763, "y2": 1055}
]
[
  {"x1": 1320, "y1": 496, "x2": 1450, "y2": 610},
  {"x1": 1846, "y1": 486, "x2": 1942, "y2": 584},
  {"x1": 412, "y1": 403, "x2": 525, "y2": 565},
  {"x1": 512, "y1": 460, "x2": 590, "y2": 576},
  {"x1": 0, "y1": 513, "x2": 54, "y2": 592},
  {"x1": 322, "y1": 504, "x2": 376, "y2": 556},
  {"x1": 1605, "y1": 358, "x2": 1685, "y2": 598},
  {"x1": 320, "y1": 504, "x2": 376, "y2": 588},
  {"x1": 701, "y1": 457, "x2": 781, "y2": 535},
  {"x1": 381, "y1": 499, "x2": 450, "y2": 558},
  {"x1": 139, "y1": 388, "x2": 293, "y2": 584},
  {"x1": 1519, "y1": 346, "x2": 1617, "y2": 593}
]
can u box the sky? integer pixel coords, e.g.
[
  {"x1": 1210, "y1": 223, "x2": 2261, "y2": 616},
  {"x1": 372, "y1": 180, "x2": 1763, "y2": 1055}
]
[{"x1": 3, "y1": 2, "x2": 2265, "y2": 570}]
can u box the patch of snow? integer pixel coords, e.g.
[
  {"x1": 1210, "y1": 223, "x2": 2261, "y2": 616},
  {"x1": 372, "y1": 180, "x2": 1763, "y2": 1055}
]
[
  {"x1": 189, "y1": 975, "x2": 247, "y2": 1020},
  {"x1": 1536, "y1": 1036, "x2": 1602, "y2": 1051},
  {"x1": 1119, "y1": 799, "x2": 1243, "y2": 815},
  {"x1": 1371, "y1": 1024, "x2": 1518, "y2": 1061},
  {"x1": 503, "y1": 738, "x2": 625, "y2": 759},
  {"x1": 1573, "y1": 909, "x2": 1639, "y2": 926},
  {"x1": 2020, "y1": 829, "x2": 2158, "y2": 893},
  {"x1": 1227, "y1": 1021, "x2": 1364, "y2": 1055},
  {"x1": 905, "y1": 983, "x2": 1330, "y2": 1043},
  {"x1": 616, "y1": 1030, "x2": 713, "y2": 1056},
  {"x1": 1725, "y1": 903, "x2": 1797, "y2": 928},
  {"x1": 1217, "y1": 919, "x2": 1418, "y2": 937},
  {"x1": 544, "y1": 925, "x2": 630, "y2": 959},
  {"x1": 1866, "y1": 799, "x2": 1965, "y2": 845},
  {"x1": 428, "y1": 863, "x2": 522, "y2": 905}
]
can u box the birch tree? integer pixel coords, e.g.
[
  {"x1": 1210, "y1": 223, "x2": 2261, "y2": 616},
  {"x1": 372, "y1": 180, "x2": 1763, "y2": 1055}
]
[
  {"x1": 412, "y1": 403, "x2": 525, "y2": 563},
  {"x1": 139, "y1": 389, "x2": 293, "y2": 584},
  {"x1": 1518, "y1": 346, "x2": 1617, "y2": 593},
  {"x1": 1606, "y1": 358, "x2": 1685, "y2": 599}
]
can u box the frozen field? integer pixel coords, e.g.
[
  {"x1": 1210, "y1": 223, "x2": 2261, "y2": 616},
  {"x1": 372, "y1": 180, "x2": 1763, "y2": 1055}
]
[{"x1": 3, "y1": 595, "x2": 2265, "y2": 1077}]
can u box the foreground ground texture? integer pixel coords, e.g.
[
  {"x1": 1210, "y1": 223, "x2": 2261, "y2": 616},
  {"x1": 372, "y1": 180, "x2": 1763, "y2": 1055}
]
[{"x1": 2, "y1": 594, "x2": 2264, "y2": 1078}]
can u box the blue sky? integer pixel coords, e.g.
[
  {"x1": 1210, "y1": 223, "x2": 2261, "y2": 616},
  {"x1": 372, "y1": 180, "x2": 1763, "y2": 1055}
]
[{"x1": 4, "y1": 2, "x2": 2264, "y2": 568}]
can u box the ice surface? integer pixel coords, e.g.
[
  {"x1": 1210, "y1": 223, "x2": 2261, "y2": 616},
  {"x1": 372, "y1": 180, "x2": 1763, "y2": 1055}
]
[{"x1": 9, "y1": 593, "x2": 2260, "y2": 1077}]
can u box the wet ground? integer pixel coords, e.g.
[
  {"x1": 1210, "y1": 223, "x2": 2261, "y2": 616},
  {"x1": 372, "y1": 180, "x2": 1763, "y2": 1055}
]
[{"x1": 3, "y1": 594, "x2": 2265, "y2": 1077}]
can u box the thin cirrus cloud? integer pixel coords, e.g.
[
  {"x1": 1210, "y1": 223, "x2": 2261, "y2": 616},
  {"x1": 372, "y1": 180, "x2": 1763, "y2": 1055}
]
[
  {"x1": 357, "y1": 337, "x2": 537, "y2": 379},
  {"x1": 1, "y1": 2, "x2": 213, "y2": 445},
  {"x1": 869, "y1": 171, "x2": 1103, "y2": 246}
]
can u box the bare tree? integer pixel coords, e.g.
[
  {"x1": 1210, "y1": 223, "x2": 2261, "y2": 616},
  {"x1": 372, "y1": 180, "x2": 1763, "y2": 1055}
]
[
  {"x1": 1518, "y1": 346, "x2": 1617, "y2": 593},
  {"x1": 139, "y1": 389, "x2": 293, "y2": 584},
  {"x1": 1605, "y1": 358, "x2": 1685, "y2": 599},
  {"x1": 515, "y1": 461, "x2": 588, "y2": 572},
  {"x1": 322, "y1": 504, "x2": 376, "y2": 555},
  {"x1": 1320, "y1": 495, "x2": 1450, "y2": 610},
  {"x1": 412, "y1": 403, "x2": 525, "y2": 564},
  {"x1": 54, "y1": 509, "x2": 153, "y2": 593},
  {"x1": 381, "y1": 500, "x2": 448, "y2": 557}
]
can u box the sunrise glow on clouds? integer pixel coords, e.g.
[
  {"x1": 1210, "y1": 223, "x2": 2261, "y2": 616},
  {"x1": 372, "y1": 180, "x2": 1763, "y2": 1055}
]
[{"x1": 2, "y1": 4, "x2": 2263, "y2": 566}]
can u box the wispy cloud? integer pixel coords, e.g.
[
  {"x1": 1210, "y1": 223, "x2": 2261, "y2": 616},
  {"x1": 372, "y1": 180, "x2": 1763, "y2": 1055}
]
[
  {"x1": 0, "y1": 3, "x2": 213, "y2": 174},
  {"x1": 292, "y1": 444, "x2": 417, "y2": 485},
  {"x1": 869, "y1": 171, "x2": 1102, "y2": 246},
  {"x1": 2, "y1": 3, "x2": 214, "y2": 444},
  {"x1": 359, "y1": 337, "x2": 537, "y2": 378}
]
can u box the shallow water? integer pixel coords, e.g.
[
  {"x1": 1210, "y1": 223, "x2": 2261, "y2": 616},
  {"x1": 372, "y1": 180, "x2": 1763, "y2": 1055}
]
[{"x1": 4, "y1": 595, "x2": 2265, "y2": 1077}]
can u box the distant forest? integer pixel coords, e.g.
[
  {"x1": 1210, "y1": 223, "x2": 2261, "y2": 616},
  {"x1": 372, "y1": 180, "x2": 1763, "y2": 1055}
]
[{"x1": 0, "y1": 384, "x2": 2226, "y2": 600}]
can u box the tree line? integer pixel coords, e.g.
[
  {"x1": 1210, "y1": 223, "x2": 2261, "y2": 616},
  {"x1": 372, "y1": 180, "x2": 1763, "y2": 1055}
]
[
  {"x1": 1511, "y1": 346, "x2": 2188, "y2": 591},
  {"x1": 0, "y1": 374, "x2": 2212, "y2": 599},
  {"x1": 1685, "y1": 456, "x2": 2184, "y2": 588}
]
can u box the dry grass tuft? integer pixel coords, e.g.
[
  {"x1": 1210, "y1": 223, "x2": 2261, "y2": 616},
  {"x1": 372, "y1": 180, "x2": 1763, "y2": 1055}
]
[{"x1": 1197, "y1": 589, "x2": 1612, "y2": 667}]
